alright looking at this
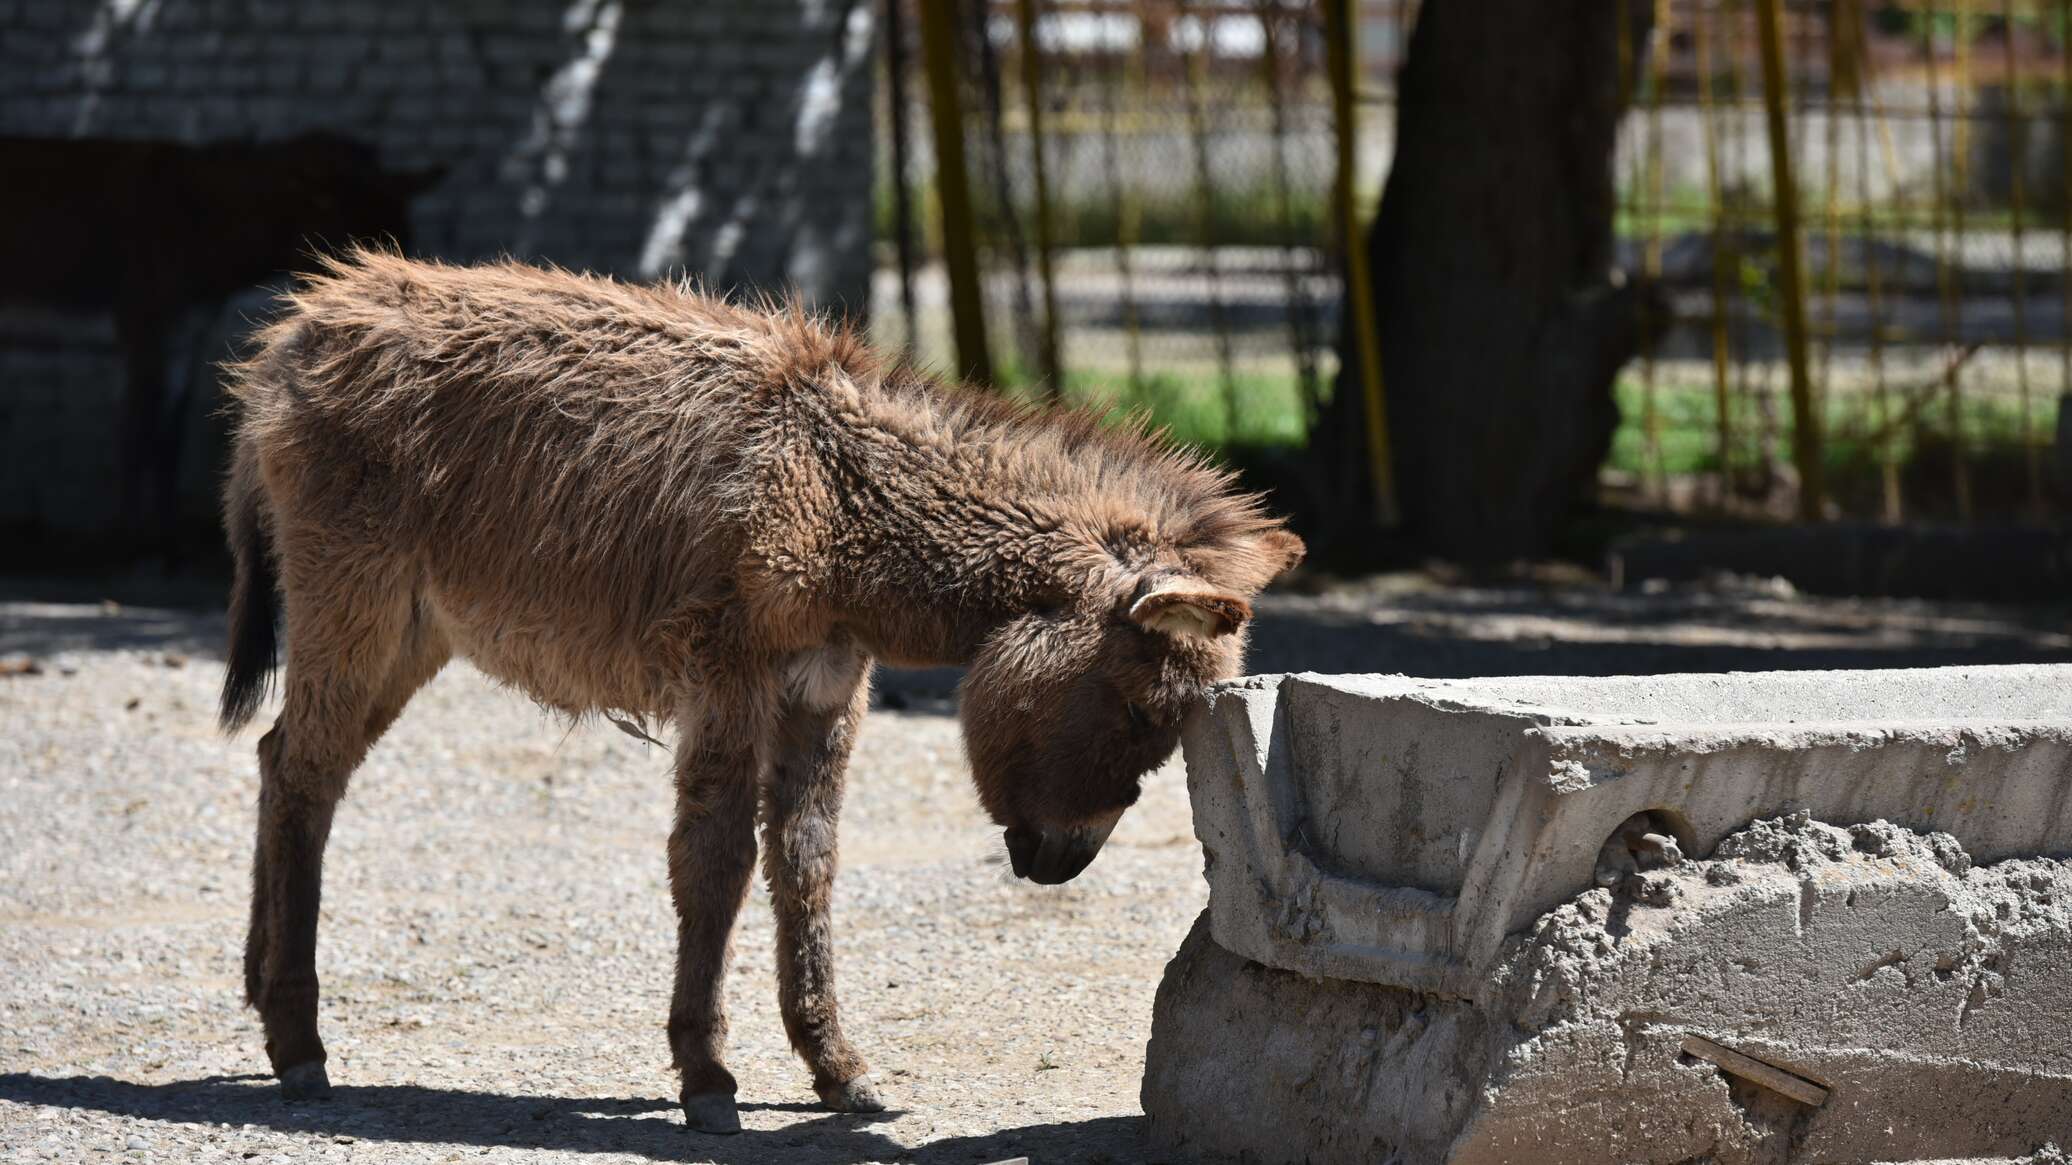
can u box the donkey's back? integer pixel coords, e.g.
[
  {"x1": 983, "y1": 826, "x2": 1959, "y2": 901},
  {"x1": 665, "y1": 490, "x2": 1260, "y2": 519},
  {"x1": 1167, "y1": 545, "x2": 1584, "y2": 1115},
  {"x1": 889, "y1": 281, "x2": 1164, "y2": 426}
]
[{"x1": 223, "y1": 251, "x2": 855, "y2": 720}]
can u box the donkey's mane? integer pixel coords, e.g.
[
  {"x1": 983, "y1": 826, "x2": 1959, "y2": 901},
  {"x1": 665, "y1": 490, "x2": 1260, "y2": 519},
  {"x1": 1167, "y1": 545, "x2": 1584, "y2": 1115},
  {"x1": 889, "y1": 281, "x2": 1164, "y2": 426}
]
[{"x1": 867, "y1": 361, "x2": 1281, "y2": 560}]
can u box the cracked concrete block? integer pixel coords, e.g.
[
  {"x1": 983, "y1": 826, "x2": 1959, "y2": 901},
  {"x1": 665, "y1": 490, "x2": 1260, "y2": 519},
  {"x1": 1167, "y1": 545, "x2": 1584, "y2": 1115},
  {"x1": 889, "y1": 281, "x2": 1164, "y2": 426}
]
[
  {"x1": 1147, "y1": 818, "x2": 2072, "y2": 1164},
  {"x1": 1182, "y1": 667, "x2": 2072, "y2": 999},
  {"x1": 1145, "y1": 666, "x2": 2072, "y2": 1164}
]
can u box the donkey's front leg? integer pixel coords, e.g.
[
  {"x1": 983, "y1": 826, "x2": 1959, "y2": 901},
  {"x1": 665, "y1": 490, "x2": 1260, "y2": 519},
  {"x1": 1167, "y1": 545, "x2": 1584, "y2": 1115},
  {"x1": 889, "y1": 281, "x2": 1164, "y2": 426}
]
[
  {"x1": 765, "y1": 672, "x2": 883, "y2": 1113},
  {"x1": 667, "y1": 714, "x2": 764, "y2": 1135}
]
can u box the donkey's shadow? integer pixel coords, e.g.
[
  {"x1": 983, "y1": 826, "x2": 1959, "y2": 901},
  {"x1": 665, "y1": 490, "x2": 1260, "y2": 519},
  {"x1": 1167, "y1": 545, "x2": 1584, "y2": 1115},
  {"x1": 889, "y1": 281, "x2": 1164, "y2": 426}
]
[{"x1": 0, "y1": 1072, "x2": 1141, "y2": 1163}]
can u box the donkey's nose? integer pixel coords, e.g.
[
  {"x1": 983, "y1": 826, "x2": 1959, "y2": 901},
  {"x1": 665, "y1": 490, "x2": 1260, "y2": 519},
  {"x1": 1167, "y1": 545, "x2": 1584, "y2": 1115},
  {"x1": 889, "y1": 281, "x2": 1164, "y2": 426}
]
[{"x1": 1006, "y1": 818, "x2": 1119, "y2": 885}]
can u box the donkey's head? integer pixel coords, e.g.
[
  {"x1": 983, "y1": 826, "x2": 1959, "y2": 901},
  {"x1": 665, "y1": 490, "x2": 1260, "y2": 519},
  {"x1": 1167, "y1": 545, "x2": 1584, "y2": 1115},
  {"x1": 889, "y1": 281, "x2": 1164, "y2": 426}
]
[{"x1": 960, "y1": 527, "x2": 1304, "y2": 884}]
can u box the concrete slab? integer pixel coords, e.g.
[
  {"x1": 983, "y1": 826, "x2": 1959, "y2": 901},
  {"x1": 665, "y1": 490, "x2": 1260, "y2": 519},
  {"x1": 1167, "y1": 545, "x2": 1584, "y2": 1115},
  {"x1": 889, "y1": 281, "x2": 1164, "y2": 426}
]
[
  {"x1": 1145, "y1": 815, "x2": 2072, "y2": 1164},
  {"x1": 1182, "y1": 666, "x2": 2072, "y2": 999}
]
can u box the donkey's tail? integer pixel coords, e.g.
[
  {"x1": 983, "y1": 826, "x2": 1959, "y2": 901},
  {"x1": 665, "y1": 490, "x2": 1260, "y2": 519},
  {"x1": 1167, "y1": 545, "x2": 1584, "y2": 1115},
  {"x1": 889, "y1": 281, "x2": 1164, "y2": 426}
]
[{"x1": 219, "y1": 442, "x2": 279, "y2": 733}]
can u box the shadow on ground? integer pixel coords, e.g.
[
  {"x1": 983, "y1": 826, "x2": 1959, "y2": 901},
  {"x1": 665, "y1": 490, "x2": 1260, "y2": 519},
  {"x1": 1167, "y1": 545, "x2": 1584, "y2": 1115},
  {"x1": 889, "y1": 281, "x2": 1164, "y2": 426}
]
[
  {"x1": 1244, "y1": 585, "x2": 2072, "y2": 678},
  {"x1": 5, "y1": 576, "x2": 2069, "y2": 709},
  {"x1": 0, "y1": 1073, "x2": 1147, "y2": 1164}
]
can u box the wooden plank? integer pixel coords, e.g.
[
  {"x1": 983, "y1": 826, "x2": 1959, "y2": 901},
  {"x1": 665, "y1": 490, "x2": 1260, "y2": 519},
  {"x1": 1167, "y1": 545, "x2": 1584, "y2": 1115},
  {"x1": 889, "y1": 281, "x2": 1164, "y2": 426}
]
[{"x1": 1681, "y1": 1033, "x2": 1831, "y2": 1108}]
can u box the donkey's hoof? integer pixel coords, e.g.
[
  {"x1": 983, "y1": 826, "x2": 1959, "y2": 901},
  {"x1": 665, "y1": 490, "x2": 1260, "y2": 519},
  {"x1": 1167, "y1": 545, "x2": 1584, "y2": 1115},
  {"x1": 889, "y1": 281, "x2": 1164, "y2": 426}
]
[
  {"x1": 817, "y1": 1075, "x2": 886, "y2": 1113},
  {"x1": 277, "y1": 1061, "x2": 332, "y2": 1103},
  {"x1": 681, "y1": 1090, "x2": 742, "y2": 1135}
]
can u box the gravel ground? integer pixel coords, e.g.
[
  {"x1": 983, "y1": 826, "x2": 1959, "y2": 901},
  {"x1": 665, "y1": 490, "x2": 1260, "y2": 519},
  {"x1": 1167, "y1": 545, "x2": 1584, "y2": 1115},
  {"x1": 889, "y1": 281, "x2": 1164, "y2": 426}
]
[{"x1": 3, "y1": 575, "x2": 2069, "y2": 1165}]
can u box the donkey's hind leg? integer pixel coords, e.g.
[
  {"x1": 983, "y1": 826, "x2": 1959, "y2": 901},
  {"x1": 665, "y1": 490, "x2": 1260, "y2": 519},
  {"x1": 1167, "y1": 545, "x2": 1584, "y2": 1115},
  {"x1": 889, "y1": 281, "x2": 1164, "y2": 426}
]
[
  {"x1": 244, "y1": 556, "x2": 440, "y2": 1101},
  {"x1": 763, "y1": 659, "x2": 881, "y2": 1113}
]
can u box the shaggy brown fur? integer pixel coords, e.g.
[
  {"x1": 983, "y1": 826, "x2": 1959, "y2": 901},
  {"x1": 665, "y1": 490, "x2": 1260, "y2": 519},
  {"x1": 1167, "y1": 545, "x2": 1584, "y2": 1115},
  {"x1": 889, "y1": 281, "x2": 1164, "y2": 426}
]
[{"x1": 217, "y1": 249, "x2": 1303, "y2": 1131}]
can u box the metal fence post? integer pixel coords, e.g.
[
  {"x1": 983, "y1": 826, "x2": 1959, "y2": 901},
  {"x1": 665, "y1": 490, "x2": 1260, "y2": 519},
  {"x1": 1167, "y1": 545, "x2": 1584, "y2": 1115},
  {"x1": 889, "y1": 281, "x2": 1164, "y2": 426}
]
[
  {"x1": 1753, "y1": 0, "x2": 1826, "y2": 521},
  {"x1": 918, "y1": 0, "x2": 992, "y2": 385},
  {"x1": 1014, "y1": 0, "x2": 1062, "y2": 399},
  {"x1": 1326, "y1": 0, "x2": 1399, "y2": 525}
]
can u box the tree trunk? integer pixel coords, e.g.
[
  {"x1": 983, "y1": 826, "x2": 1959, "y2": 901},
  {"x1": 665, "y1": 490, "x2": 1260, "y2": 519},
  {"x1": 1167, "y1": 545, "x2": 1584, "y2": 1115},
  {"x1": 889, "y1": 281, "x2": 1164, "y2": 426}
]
[{"x1": 1317, "y1": 0, "x2": 1656, "y2": 565}]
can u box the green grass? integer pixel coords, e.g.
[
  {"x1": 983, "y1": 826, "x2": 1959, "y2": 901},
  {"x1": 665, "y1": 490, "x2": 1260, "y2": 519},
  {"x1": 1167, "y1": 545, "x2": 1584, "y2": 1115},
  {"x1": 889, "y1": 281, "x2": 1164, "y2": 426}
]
[
  {"x1": 876, "y1": 179, "x2": 1332, "y2": 254},
  {"x1": 991, "y1": 363, "x2": 1314, "y2": 451},
  {"x1": 1608, "y1": 374, "x2": 2063, "y2": 479},
  {"x1": 971, "y1": 360, "x2": 2055, "y2": 511}
]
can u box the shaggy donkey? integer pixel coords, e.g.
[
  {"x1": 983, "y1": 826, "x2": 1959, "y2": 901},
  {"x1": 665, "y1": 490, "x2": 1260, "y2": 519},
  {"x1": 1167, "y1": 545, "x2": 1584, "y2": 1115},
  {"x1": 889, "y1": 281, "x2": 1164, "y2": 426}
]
[{"x1": 217, "y1": 250, "x2": 1303, "y2": 1133}]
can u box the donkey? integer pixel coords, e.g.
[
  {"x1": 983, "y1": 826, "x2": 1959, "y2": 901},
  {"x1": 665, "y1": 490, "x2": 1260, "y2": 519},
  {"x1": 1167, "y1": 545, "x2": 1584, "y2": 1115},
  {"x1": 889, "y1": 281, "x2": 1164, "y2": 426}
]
[{"x1": 216, "y1": 249, "x2": 1304, "y2": 1133}]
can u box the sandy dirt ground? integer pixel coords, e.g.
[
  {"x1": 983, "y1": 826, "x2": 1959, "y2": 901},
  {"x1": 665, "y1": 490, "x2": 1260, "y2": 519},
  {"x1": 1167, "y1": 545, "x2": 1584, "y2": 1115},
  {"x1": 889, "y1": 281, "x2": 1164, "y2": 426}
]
[{"x1": 3, "y1": 574, "x2": 2068, "y2": 1164}]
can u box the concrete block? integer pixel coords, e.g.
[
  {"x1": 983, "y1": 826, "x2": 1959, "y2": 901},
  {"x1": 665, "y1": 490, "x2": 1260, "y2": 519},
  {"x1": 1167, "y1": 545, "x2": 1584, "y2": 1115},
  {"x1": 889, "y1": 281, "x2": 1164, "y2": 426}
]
[
  {"x1": 1146, "y1": 817, "x2": 2072, "y2": 1164},
  {"x1": 1184, "y1": 667, "x2": 2072, "y2": 999},
  {"x1": 1147, "y1": 666, "x2": 2072, "y2": 1164}
]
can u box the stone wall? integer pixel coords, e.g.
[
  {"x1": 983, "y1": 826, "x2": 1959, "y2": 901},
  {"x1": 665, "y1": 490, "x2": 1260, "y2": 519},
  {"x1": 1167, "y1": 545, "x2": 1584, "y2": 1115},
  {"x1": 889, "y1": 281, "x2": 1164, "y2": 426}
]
[{"x1": 0, "y1": 0, "x2": 877, "y2": 551}]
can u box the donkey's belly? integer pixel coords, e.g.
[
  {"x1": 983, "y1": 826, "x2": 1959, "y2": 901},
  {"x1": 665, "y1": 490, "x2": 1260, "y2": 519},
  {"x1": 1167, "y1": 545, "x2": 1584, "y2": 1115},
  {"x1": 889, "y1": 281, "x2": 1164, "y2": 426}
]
[{"x1": 422, "y1": 588, "x2": 673, "y2": 718}]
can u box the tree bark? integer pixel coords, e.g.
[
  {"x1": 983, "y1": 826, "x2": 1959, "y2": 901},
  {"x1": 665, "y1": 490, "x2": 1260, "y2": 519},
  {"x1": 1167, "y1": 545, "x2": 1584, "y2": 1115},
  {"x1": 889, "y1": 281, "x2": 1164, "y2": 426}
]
[{"x1": 1317, "y1": 0, "x2": 1656, "y2": 565}]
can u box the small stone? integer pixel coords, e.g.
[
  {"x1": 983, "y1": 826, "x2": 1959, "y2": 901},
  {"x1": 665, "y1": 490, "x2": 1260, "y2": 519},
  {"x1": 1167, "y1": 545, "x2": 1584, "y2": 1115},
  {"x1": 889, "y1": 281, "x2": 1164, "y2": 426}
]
[{"x1": 125, "y1": 1134, "x2": 148, "y2": 1150}]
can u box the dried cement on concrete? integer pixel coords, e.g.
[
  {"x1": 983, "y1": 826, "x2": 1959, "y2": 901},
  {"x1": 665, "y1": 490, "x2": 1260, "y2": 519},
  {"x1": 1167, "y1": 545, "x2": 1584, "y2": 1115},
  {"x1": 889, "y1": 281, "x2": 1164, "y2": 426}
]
[{"x1": 1144, "y1": 814, "x2": 2072, "y2": 1165}]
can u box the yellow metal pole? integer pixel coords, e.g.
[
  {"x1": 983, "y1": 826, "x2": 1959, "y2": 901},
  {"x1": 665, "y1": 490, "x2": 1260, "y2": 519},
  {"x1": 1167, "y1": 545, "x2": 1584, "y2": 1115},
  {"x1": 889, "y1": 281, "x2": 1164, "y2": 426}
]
[
  {"x1": 2063, "y1": 0, "x2": 2071, "y2": 450},
  {"x1": 1327, "y1": 0, "x2": 1398, "y2": 525},
  {"x1": 2003, "y1": 0, "x2": 2039, "y2": 513},
  {"x1": 1015, "y1": 0, "x2": 1063, "y2": 399},
  {"x1": 1698, "y1": 0, "x2": 1734, "y2": 508},
  {"x1": 1107, "y1": 2, "x2": 1147, "y2": 394},
  {"x1": 1948, "y1": 0, "x2": 1974, "y2": 519},
  {"x1": 1851, "y1": 2, "x2": 1901, "y2": 520},
  {"x1": 1641, "y1": 0, "x2": 1667, "y2": 500},
  {"x1": 1754, "y1": 0, "x2": 1826, "y2": 521},
  {"x1": 1177, "y1": 0, "x2": 1237, "y2": 432},
  {"x1": 918, "y1": 0, "x2": 993, "y2": 385}
]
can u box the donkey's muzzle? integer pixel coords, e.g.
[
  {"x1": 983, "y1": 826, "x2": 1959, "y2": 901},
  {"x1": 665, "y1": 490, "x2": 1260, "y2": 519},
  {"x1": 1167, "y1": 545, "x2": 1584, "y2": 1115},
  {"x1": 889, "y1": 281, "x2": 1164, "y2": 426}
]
[{"x1": 1005, "y1": 818, "x2": 1118, "y2": 885}]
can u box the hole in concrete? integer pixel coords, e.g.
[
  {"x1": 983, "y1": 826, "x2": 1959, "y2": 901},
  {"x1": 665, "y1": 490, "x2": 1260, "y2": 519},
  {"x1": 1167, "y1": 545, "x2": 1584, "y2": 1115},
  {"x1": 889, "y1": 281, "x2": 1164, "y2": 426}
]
[
  {"x1": 1643, "y1": 806, "x2": 1698, "y2": 858},
  {"x1": 1593, "y1": 808, "x2": 1696, "y2": 889}
]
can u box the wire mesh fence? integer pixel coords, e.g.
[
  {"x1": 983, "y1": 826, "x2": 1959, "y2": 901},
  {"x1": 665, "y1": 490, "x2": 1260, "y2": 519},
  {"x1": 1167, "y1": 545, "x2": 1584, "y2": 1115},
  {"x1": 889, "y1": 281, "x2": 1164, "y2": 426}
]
[
  {"x1": 875, "y1": 0, "x2": 2072, "y2": 524},
  {"x1": 1615, "y1": 0, "x2": 2072, "y2": 523},
  {"x1": 873, "y1": 0, "x2": 1401, "y2": 450}
]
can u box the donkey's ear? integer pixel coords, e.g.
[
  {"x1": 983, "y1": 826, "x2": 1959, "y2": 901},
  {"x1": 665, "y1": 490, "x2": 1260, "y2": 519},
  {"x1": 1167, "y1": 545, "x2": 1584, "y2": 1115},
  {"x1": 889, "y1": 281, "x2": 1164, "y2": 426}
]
[
  {"x1": 1256, "y1": 528, "x2": 1306, "y2": 577},
  {"x1": 1129, "y1": 583, "x2": 1252, "y2": 639}
]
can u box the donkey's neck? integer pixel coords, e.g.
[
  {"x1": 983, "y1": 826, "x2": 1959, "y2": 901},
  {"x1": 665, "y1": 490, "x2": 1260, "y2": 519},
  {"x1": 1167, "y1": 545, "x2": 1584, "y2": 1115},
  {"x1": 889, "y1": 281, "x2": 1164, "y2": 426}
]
[{"x1": 810, "y1": 379, "x2": 1149, "y2": 666}]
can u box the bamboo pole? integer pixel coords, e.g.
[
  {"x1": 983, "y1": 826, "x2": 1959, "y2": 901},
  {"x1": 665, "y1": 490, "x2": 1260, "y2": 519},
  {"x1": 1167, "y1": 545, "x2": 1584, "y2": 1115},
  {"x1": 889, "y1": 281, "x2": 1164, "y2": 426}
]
[
  {"x1": 918, "y1": 0, "x2": 992, "y2": 384},
  {"x1": 1327, "y1": 0, "x2": 1397, "y2": 523},
  {"x1": 1754, "y1": 0, "x2": 1827, "y2": 520},
  {"x1": 1015, "y1": 0, "x2": 1063, "y2": 399}
]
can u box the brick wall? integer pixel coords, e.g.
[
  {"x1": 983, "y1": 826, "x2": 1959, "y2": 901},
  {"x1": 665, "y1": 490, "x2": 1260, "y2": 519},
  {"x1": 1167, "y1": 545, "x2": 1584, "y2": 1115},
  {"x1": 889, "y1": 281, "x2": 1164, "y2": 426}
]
[{"x1": 0, "y1": 0, "x2": 877, "y2": 552}]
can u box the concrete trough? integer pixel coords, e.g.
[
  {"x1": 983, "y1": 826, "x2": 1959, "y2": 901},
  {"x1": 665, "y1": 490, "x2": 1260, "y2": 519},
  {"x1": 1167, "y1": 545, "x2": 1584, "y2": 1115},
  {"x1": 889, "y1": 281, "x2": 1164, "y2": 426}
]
[{"x1": 1144, "y1": 665, "x2": 2072, "y2": 1164}]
